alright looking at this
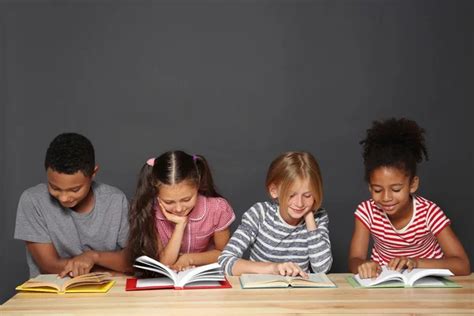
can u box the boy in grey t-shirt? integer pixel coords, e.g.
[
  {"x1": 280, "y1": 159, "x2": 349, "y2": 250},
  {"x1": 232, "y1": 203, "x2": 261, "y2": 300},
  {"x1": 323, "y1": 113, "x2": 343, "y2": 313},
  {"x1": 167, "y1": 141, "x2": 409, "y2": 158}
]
[{"x1": 14, "y1": 133, "x2": 130, "y2": 277}]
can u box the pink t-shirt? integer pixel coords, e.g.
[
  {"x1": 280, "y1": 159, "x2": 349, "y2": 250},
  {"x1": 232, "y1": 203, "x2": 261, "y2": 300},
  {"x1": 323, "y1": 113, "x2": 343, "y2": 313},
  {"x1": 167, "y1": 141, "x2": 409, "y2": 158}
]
[{"x1": 155, "y1": 195, "x2": 235, "y2": 254}]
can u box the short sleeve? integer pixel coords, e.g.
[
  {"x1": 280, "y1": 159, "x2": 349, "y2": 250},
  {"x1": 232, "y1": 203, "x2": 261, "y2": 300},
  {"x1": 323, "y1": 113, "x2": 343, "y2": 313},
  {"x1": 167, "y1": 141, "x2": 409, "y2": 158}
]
[
  {"x1": 354, "y1": 201, "x2": 372, "y2": 230},
  {"x1": 14, "y1": 191, "x2": 51, "y2": 243},
  {"x1": 117, "y1": 193, "x2": 130, "y2": 248},
  {"x1": 426, "y1": 203, "x2": 451, "y2": 236},
  {"x1": 212, "y1": 198, "x2": 236, "y2": 231}
]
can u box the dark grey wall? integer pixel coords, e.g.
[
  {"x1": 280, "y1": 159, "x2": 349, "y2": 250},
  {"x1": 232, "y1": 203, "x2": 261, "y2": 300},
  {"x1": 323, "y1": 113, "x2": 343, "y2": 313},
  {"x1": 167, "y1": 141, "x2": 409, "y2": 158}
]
[{"x1": 1, "y1": 0, "x2": 473, "y2": 304}]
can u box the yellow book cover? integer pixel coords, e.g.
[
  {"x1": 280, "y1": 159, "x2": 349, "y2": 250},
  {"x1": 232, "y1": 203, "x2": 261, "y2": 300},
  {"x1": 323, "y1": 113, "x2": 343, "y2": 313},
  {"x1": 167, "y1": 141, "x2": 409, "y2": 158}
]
[{"x1": 16, "y1": 272, "x2": 115, "y2": 294}]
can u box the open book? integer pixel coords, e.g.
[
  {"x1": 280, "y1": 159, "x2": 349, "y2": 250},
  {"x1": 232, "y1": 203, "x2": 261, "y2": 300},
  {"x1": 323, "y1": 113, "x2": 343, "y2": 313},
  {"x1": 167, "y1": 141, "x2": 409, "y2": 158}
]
[
  {"x1": 16, "y1": 272, "x2": 115, "y2": 294},
  {"x1": 126, "y1": 255, "x2": 230, "y2": 290},
  {"x1": 239, "y1": 273, "x2": 336, "y2": 289},
  {"x1": 349, "y1": 266, "x2": 458, "y2": 288}
]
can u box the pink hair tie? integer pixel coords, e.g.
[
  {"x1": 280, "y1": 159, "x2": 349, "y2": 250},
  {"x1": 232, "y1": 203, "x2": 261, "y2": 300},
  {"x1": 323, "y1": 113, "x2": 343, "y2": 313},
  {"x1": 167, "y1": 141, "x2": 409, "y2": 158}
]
[
  {"x1": 146, "y1": 158, "x2": 155, "y2": 166},
  {"x1": 192, "y1": 155, "x2": 198, "y2": 162}
]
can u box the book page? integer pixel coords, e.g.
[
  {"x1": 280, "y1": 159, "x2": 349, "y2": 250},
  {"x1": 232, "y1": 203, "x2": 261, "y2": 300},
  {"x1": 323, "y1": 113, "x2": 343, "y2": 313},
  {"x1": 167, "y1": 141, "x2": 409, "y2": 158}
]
[
  {"x1": 176, "y1": 262, "x2": 223, "y2": 287},
  {"x1": 240, "y1": 274, "x2": 289, "y2": 288},
  {"x1": 354, "y1": 266, "x2": 405, "y2": 287},
  {"x1": 134, "y1": 256, "x2": 178, "y2": 283},
  {"x1": 183, "y1": 281, "x2": 222, "y2": 288},
  {"x1": 291, "y1": 273, "x2": 335, "y2": 287},
  {"x1": 23, "y1": 274, "x2": 67, "y2": 291},
  {"x1": 136, "y1": 277, "x2": 175, "y2": 287},
  {"x1": 403, "y1": 268, "x2": 453, "y2": 287},
  {"x1": 64, "y1": 273, "x2": 112, "y2": 290},
  {"x1": 410, "y1": 276, "x2": 446, "y2": 287}
]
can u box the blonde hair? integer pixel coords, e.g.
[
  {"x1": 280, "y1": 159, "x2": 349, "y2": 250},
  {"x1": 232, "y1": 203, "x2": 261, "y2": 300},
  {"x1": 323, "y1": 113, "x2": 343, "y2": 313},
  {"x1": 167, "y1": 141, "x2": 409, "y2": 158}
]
[{"x1": 265, "y1": 152, "x2": 323, "y2": 213}]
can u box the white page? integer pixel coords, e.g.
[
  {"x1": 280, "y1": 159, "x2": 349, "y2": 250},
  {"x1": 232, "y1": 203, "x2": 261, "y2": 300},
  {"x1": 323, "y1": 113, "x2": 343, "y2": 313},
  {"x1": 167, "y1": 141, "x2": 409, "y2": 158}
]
[
  {"x1": 181, "y1": 281, "x2": 222, "y2": 287},
  {"x1": 240, "y1": 274, "x2": 287, "y2": 286},
  {"x1": 354, "y1": 266, "x2": 404, "y2": 287},
  {"x1": 403, "y1": 268, "x2": 453, "y2": 286},
  {"x1": 136, "y1": 277, "x2": 175, "y2": 288},
  {"x1": 411, "y1": 276, "x2": 446, "y2": 287},
  {"x1": 134, "y1": 256, "x2": 178, "y2": 283},
  {"x1": 176, "y1": 262, "x2": 223, "y2": 287}
]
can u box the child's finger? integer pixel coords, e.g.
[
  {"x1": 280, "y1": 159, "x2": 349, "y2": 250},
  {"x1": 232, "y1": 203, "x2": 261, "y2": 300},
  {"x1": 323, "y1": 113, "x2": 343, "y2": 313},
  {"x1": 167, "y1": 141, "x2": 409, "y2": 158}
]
[
  {"x1": 395, "y1": 258, "x2": 407, "y2": 271},
  {"x1": 375, "y1": 264, "x2": 382, "y2": 276},
  {"x1": 59, "y1": 261, "x2": 72, "y2": 278},
  {"x1": 388, "y1": 258, "x2": 399, "y2": 270},
  {"x1": 290, "y1": 267, "x2": 299, "y2": 277}
]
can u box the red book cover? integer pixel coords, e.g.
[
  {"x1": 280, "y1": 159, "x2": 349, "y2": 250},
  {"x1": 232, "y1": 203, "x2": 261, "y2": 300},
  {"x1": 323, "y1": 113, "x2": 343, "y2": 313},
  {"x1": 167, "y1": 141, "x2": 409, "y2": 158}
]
[{"x1": 125, "y1": 277, "x2": 232, "y2": 291}]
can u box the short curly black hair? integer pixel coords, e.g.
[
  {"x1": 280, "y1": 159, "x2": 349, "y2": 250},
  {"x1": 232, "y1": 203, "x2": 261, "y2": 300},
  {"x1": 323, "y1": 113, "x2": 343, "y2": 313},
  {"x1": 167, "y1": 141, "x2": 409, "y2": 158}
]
[
  {"x1": 44, "y1": 133, "x2": 95, "y2": 177},
  {"x1": 360, "y1": 118, "x2": 428, "y2": 182}
]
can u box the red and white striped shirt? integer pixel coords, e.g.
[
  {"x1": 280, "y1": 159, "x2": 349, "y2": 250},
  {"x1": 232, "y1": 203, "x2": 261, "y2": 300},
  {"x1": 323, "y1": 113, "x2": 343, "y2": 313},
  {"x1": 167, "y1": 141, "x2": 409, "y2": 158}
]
[{"x1": 354, "y1": 195, "x2": 450, "y2": 265}]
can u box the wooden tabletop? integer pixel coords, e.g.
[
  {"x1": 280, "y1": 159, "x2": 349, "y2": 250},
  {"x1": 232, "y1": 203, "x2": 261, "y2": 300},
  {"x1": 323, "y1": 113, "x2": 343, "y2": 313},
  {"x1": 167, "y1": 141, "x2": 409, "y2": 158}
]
[{"x1": 1, "y1": 273, "x2": 473, "y2": 315}]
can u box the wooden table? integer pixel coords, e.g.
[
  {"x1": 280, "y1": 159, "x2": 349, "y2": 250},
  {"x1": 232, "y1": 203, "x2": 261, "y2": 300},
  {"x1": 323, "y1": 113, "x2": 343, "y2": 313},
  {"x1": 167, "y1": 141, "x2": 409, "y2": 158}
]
[{"x1": 1, "y1": 274, "x2": 473, "y2": 315}]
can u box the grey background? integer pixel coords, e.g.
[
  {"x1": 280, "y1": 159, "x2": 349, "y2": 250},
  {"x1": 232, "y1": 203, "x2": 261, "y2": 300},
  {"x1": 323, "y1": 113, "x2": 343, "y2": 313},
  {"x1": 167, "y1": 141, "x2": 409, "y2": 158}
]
[{"x1": 1, "y1": 0, "x2": 473, "y2": 303}]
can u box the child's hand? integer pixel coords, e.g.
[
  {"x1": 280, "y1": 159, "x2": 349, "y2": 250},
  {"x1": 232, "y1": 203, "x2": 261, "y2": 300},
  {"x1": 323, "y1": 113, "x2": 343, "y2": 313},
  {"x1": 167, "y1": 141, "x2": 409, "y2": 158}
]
[
  {"x1": 357, "y1": 261, "x2": 381, "y2": 279},
  {"x1": 272, "y1": 262, "x2": 308, "y2": 278},
  {"x1": 158, "y1": 200, "x2": 188, "y2": 225},
  {"x1": 170, "y1": 254, "x2": 194, "y2": 271},
  {"x1": 388, "y1": 256, "x2": 418, "y2": 272},
  {"x1": 59, "y1": 250, "x2": 98, "y2": 278},
  {"x1": 304, "y1": 210, "x2": 318, "y2": 231}
]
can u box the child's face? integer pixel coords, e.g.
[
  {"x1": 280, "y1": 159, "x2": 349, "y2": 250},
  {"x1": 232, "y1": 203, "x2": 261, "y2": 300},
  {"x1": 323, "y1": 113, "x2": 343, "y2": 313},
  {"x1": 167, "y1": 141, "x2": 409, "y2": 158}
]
[
  {"x1": 270, "y1": 177, "x2": 315, "y2": 226},
  {"x1": 157, "y1": 181, "x2": 199, "y2": 217},
  {"x1": 369, "y1": 166, "x2": 419, "y2": 218},
  {"x1": 46, "y1": 168, "x2": 96, "y2": 210}
]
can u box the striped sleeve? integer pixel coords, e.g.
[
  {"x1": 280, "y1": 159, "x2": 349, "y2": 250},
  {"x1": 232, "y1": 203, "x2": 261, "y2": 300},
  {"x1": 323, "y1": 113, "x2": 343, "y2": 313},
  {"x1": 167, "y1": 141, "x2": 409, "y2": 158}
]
[
  {"x1": 425, "y1": 202, "x2": 450, "y2": 236},
  {"x1": 354, "y1": 201, "x2": 372, "y2": 230},
  {"x1": 217, "y1": 204, "x2": 262, "y2": 275},
  {"x1": 307, "y1": 209, "x2": 332, "y2": 273}
]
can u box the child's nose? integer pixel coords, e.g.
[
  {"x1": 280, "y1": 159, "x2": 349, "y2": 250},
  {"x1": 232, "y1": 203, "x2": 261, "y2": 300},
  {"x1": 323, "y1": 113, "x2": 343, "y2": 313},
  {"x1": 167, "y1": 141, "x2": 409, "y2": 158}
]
[
  {"x1": 295, "y1": 196, "x2": 304, "y2": 207},
  {"x1": 59, "y1": 192, "x2": 72, "y2": 203},
  {"x1": 382, "y1": 191, "x2": 392, "y2": 201}
]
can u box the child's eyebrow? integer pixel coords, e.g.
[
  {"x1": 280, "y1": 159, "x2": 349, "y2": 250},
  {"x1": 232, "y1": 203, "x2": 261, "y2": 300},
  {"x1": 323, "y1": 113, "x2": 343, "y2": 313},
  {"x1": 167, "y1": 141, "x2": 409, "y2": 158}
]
[
  {"x1": 161, "y1": 195, "x2": 193, "y2": 203},
  {"x1": 48, "y1": 182, "x2": 82, "y2": 191}
]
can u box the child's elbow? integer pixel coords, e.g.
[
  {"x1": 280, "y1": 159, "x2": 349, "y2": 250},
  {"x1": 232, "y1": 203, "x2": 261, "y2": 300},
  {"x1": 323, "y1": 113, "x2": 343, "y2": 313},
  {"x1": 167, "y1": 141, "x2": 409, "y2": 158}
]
[{"x1": 457, "y1": 259, "x2": 471, "y2": 276}]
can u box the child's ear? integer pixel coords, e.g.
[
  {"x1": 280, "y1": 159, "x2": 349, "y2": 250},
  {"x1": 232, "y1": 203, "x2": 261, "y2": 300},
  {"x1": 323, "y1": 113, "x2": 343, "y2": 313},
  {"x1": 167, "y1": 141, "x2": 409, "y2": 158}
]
[
  {"x1": 410, "y1": 176, "x2": 419, "y2": 193},
  {"x1": 91, "y1": 165, "x2": 99, "y2": 179},
  {"x1": 268, "y1": 184, "x2": 279, "y2": 199}
]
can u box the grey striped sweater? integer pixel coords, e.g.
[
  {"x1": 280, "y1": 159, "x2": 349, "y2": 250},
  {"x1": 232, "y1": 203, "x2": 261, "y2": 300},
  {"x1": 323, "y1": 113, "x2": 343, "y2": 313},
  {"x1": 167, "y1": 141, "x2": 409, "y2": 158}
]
[{"x1": 218, "y1": 201, "x2": 332, "y2": 275}]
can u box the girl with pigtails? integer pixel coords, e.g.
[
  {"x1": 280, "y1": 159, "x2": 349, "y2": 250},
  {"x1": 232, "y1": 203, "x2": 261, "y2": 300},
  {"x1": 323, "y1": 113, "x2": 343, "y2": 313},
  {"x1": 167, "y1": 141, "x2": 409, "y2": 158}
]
[{"x1": 128, "y1": 151, "x2": 235, "y2": 272}]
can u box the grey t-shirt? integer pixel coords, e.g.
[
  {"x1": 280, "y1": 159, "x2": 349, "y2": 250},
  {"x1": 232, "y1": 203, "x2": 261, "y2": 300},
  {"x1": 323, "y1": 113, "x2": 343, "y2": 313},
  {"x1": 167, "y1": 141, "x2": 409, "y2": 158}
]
[{"x1": 14, "y1": 182, "x2": 129, "y2": 277}]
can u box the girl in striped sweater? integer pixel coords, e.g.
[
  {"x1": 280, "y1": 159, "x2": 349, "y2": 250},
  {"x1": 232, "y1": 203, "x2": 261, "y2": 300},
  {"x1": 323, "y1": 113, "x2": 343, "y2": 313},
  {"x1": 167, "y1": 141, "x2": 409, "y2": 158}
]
[
  {"x1": 349, "y1": 118, "x2": 470, "y2": 278},
  {"x1": 218, "y1": 151, "x2": 332, "y2": 277}
]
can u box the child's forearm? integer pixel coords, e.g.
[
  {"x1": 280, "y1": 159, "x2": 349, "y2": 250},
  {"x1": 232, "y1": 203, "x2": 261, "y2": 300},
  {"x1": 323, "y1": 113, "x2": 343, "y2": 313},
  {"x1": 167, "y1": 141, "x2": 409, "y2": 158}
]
[
  {"x1": 181, "y1": 250, "x2": 221, "y2": 266},
  {"x1": 158, "y1": 222, "x2": 187, "y2": 265},
  {"x1": 93, "y1": 249, "x2": 131, "y2": 273},
  {"x1": 230, "y1": 259, "x2": 276, "y2": 276},
  {"x1": 415, "y1": 257, "x2": 471, "y2": 275},
  {"x1": 39, "y1": 258, "x2": 70, "y2": 274},
  {"x1": 348, "y1": 257, "x2": 367, "y2": 274},
  {"x1": 26, "y1": 242, "x2": 69, "y2": 274}
]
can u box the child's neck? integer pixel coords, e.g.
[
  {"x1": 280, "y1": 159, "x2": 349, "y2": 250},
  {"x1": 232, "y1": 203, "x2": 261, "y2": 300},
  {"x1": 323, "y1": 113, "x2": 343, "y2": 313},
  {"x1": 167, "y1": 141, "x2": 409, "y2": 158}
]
[{"x1": 72, "y1": 188, "x2": 95, "y2": 214}]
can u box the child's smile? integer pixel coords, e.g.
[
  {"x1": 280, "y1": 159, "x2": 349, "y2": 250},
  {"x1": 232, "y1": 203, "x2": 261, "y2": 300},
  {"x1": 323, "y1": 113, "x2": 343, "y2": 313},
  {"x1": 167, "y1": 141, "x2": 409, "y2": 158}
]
[
  {"x1": 369, "y1": 166, "x2": 418, "y2": 222},
  {"x1": 273, "y1": 177, "x2": 315, "y2": 226}
]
